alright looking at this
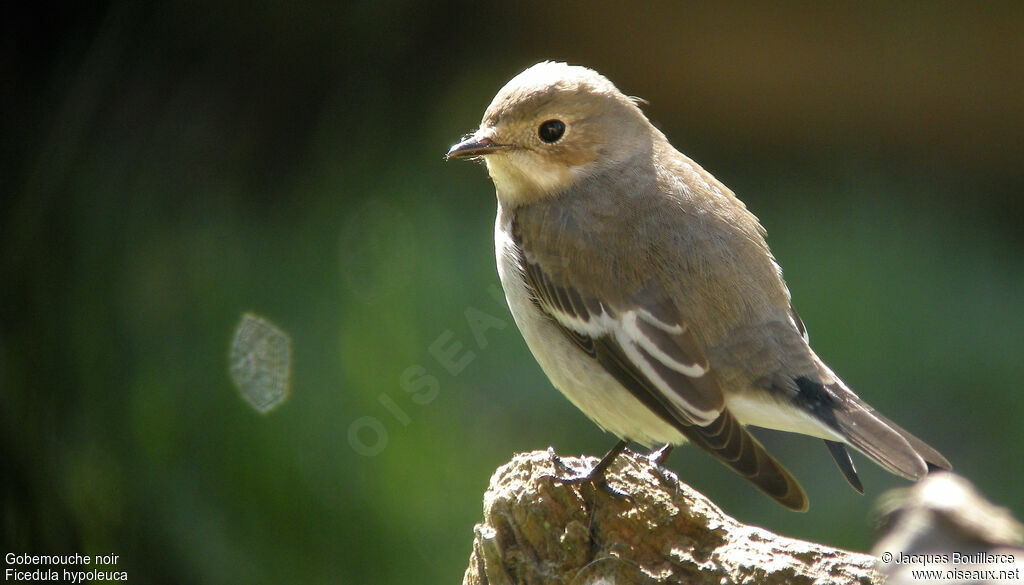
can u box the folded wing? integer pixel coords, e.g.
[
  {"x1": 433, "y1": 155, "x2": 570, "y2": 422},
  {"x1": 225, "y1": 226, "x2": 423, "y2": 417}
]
[{"x1": 520, "y1": 255, "x2": 809, "y2": 511}]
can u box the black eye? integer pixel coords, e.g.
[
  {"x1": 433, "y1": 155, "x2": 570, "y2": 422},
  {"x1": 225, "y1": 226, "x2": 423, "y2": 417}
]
[{"x1": 538, "y1": 119, "x2": 565, "y2": 143}]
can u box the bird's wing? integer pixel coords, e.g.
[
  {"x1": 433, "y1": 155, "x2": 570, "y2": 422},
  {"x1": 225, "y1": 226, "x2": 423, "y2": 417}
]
[
  {"x1": 520, "y1": 253, "x2": 721, "y2": 424},
  {"x1": 518, "y1": 253, "x2": 809, "y2": 511}
]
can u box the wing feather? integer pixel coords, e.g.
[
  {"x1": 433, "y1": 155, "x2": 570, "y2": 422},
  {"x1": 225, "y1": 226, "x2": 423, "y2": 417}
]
[{"x1": 518, "y1": 253, "x2": 809, "y2": 511}]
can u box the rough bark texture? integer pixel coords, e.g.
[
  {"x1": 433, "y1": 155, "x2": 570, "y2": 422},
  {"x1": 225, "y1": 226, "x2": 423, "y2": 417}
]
[{"x1": 463, "y1": 449, "x2": 881, "y2": 585}]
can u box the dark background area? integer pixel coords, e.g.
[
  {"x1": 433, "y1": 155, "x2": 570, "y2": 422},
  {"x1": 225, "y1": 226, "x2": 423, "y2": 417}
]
[{"x1": 3, "y1": 2, "x2": 1022, "y2": 583}]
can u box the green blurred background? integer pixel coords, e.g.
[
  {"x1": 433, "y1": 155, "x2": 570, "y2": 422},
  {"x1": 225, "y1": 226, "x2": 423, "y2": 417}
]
[{"x1": 3, "y1": 2, "x2": 1023, "y2": 583}]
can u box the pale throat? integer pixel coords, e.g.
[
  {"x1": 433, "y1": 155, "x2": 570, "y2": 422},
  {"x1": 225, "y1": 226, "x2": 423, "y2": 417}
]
[{"x1": 485, "y1": 154, "x2": 578, "y2": 205}]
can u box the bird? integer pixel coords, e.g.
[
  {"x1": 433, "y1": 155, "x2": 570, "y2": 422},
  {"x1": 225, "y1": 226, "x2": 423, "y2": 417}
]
[{"x1": 446, "y1": 61, "x2": 950, "y2": 511}]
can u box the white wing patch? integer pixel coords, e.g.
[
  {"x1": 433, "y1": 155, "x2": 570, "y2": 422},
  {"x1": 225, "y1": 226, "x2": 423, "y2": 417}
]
[
  {"x1": 543, "y1": 296, "x2": 619, "y2": 338},
  {"x1": 615, "y1": 309, "x2": 718, "y2": 424},
  {"x1": 541, "y1": 294, "x2": 720, "y2": 425},
  {"x1": 623, "y1": 309, "x2": 707, "y2": 377}
]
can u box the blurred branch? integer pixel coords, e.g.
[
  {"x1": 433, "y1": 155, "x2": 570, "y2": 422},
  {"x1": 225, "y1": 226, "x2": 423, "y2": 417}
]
[{"x1": 463, "y1": 450, "x2": 880, "y2": 585}]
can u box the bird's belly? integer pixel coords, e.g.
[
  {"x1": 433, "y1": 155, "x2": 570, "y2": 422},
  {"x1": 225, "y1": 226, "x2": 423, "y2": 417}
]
[{"x1": 495, "y1": 219, "x2": 685, "y2": 447}]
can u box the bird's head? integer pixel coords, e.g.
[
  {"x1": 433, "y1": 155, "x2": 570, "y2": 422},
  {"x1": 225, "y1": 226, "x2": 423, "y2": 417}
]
[{"x1": 447, "y1": 62, "x2": 655, "y2": 206}]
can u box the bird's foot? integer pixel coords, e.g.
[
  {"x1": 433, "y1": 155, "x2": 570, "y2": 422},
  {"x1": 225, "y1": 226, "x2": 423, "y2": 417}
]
[
  {"x1": 641, "y1": 443, "x2": 681, "y2": 493},
  {"x1": 646, "y1": 443, "x2": 674, "y2": 467},
  {"x1": 542, "y1": 441, "x2": 634, "y2": 501}
]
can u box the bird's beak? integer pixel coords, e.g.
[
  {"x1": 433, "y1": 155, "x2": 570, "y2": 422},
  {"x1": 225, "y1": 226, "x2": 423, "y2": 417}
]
[{"x1": 445, "y1": 132, "x2": 510, "y2": 160}]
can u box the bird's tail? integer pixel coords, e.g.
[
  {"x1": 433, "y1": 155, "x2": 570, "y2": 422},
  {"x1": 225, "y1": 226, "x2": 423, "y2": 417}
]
[
  {"x1": 836, "y1": 391, "x2": 952, "y2": 478},
  {"x1": 796, "y1": 376, "x2": 951, "y2": 481},
  {"x1": 681, "y1": 410, "x2": 809, "y2": 512}
]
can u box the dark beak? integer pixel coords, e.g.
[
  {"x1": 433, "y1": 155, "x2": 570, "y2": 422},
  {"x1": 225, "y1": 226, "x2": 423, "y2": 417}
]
[{"x1": 445, "y1": 134, "x2": 510, "y2": 160}]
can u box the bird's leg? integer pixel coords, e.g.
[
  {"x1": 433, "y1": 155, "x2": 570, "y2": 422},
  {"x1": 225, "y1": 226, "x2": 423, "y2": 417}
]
[
  {"x1": 544, "y1": 439, "x2": 632, "y2": 500},
  {"x1": 643, "y1": 443, "x2": 680, "y2": 493},
  {"x1": 646, "y1": 443, "x2": 674, "y2": 467}
]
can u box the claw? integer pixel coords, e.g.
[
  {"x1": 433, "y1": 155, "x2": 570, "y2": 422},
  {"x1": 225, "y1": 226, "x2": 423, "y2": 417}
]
[
  {"x1": 646, "y1": 443, "x2": 674, "y2": 467},
  {"x1": 541, "y1": 440, "x2": 634, "y2": 501}
]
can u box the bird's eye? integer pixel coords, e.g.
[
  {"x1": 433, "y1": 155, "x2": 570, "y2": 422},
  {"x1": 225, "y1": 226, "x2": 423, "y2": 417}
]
[{"x1": 538, "y1": 119, "x2": 566, "y2": 143}]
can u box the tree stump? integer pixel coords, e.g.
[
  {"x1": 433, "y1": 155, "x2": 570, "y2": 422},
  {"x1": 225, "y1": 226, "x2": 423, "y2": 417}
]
[{"x1": 463, "y1": 449, "x2": 880, "y2": 585}]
